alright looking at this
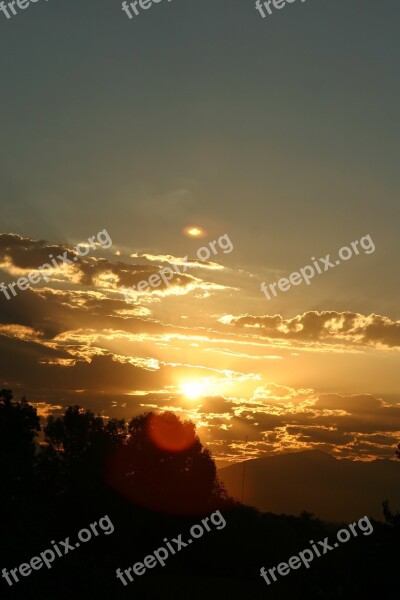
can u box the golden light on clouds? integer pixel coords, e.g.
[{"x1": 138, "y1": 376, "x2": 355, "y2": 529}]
[{"x1": 183, "y1": 225, "x2": 206, "y2": 238}]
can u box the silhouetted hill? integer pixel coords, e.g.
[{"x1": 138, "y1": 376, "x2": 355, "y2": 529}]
[{"x1": 219, "y1": 450, "x2": 400, "y2": 522}]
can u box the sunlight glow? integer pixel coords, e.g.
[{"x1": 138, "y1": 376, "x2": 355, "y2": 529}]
[
  {"x1": 183, "y1": 225, "x2": 206, "y2": 238},
  {"x1": 180, "y1": 380, "x2": 205, "y2": 400}
]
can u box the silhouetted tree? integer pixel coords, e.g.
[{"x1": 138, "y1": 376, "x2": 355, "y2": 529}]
[
  {"x1": 44, "y1": 405, "x2": 126, "y2": 461},
  {"x1": 43, "y1": 405, "x2": 126, "y2": 498},
  {"x1": 0, "y1": 389, "x2": 40, "y2": 507},
  {"x1": 107, "y1": 411, "x2": 229, "y2": 515}
]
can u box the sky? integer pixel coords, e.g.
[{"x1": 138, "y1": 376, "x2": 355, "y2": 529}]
[{"x1": 0, "y1": 0, "x2": 399, "y2": 467}]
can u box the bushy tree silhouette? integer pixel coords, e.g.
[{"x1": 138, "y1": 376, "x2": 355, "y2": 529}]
[
  {"x1": 43, "y1": 405, "x2": 126, "y2": 498},
  {"x1": 44, "y1": 405, "x2": 126, "y2": 463},
  {"x1": 107, "y1": 411, "x2": 229, "y2": 515},
  {"x1": 0, "y1": 389, "x2": 40, "y2": 507}
]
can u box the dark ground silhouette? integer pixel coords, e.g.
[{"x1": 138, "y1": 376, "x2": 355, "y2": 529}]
[{"x1": 0, "y1": 389, "x2": 398, "y2": 599}]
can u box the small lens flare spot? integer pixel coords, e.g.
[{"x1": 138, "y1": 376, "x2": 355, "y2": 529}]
[{"x1": 183, "y1": 226, "x2": 206, "y2": 238}]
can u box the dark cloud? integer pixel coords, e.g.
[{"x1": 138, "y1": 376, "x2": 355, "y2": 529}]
[
  {"x1": 286, "y1": 426, "x2": 354, "y2": 445},
  {"x1": 223, "y1": 310, "x2": 400, "y2": 349},
  {"x1": 315, "y1": 393, "x2": 381, "y2": 412},
  {"x1": 0, "y1": 232, "x2": 205, "y2": 293}
]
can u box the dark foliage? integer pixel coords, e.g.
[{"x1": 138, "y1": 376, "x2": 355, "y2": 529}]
[{"x1": 0, "y1": 391, "x2": 398, "y2": 600}]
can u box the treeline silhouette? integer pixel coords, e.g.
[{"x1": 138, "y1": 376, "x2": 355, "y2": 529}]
[{"x1": 0, "y1": 389, "x2": 398, "y2": 600}]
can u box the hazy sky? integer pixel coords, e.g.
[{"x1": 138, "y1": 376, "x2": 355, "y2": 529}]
[{"x1": 0, "y1": 0, "x2": 399, "y2": 466}]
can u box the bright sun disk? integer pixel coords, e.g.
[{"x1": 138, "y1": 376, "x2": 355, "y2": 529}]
[{"x1": 180, "y1": 381, "x2": 204, "y2": 400}]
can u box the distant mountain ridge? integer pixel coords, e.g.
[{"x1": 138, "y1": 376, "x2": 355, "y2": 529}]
[{"x1": 218, "y1": 450, "x2": 400, "y2": 522}]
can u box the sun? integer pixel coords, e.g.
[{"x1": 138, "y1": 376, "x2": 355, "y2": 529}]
[
  {"x1": 180, "y1": 380, "x2": 204, "y2": 400},
  {"x1": 182, "y1": 225, "x2": 206, "y2": 238}
]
